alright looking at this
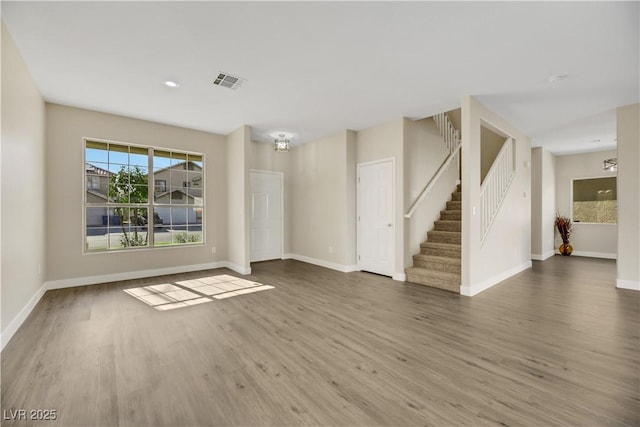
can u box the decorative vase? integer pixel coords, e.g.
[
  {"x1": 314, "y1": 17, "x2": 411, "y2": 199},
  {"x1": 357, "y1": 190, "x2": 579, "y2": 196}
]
[{"x1": 559, "y1": 242, "x2": 573, "y2": 256}]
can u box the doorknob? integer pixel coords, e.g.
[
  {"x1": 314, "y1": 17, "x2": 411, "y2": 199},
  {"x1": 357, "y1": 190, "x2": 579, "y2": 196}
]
[{"x1": 387, "y1": 223, "x2": 392, "y2": 227}]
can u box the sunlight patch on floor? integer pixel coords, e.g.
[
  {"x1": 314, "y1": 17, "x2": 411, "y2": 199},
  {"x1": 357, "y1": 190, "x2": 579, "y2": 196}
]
[{"x1": 124, "y1": 274, "x2": 274, "y2": 310}]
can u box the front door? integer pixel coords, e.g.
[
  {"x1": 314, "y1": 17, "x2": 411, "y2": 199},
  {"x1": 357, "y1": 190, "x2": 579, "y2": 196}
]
[
  {"x1": 250, "y1": 171, "x2": 283, "y2": 262},
  {"x1": 357, "y1": 160, "x2": 394, "y2": 276}
]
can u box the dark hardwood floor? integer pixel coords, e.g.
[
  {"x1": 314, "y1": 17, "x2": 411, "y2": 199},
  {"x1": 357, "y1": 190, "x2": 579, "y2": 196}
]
[{"x1": 1, "y1": 256, "x2": 638, "y2": 426}]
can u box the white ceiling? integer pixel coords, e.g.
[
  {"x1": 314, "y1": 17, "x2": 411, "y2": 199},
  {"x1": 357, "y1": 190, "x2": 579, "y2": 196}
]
[{"x1": 2, "y1": 1, "x2": 638, "y2": 153}]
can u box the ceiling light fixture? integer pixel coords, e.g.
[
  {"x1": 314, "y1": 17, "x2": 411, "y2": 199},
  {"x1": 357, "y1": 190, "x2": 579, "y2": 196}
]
[
  {"x1": 548, "y1": 74, "x2": 568, "y2": 83},
  {"x1": 274, "y1": 134, "x2": 290, "y2": 152},
  {"x1": 164, "y1": 80, "x2": 179, "y2": 88}
]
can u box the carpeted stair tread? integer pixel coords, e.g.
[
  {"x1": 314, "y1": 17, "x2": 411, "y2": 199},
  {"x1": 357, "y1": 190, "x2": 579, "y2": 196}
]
[
  {"x1": 405, "y1": 267, "x2": 461, "y2": 293},
  {"x1": 420, "y1": 241, "x2": 461, "y2": 258},
  {"x1": 446, "y1": 200, "x2": 462, "y2": 210},
  {"x1": 440, "y1": 210, "x2": 462, "y2": 220},
  {"x1": 434, "y1": 220, "x2": 461, "y2": 232},
  {"x1": 412, "y1": 254, "x2": 461, "y2": 273},
  {"x1": 427, "y1": 230, "x2": 461, "y2": 244},
  {"x1": 413, "y1": 254, "x2": 461, "y2": 265}
]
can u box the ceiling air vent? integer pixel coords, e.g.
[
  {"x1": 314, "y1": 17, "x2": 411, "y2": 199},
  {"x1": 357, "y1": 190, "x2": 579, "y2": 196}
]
[{"x1": 212, "y1": 72, "x2": 246, "y2": 90}]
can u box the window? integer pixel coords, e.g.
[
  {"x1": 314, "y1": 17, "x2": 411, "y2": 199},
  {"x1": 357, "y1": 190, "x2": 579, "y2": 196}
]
[
  {"x1": 572, "y1": 177, "x2": 616, "y2": 224},
  {"x1": 84, "y1": 139, "x2": 204, "y2": 252},
  {"x1": 155, "y1": 180, "x2": 167, "y2": 193},
  {"x1": 87, "y1": 176, "x2": 100, "y2": 190}
]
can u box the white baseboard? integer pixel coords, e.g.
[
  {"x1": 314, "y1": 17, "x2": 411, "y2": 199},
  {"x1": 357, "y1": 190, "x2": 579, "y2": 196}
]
[
  {"x1": 554, "y1": 250, "x2": 617, "y2": 259},
  {"x1": 1, "y1": 282, "x2": 48, "y2": 351},
  {"x1": 461, "y1": 260, "x2": 532, "y2": 297},
  {"x1": 223, "y1": 262, "x2": 251, "y2": 275},
  {"x1": 617, "y1": 279, "x2": 640, "y2": 291},
  {"x1": 531, "y1": 250, "x2": 555, "y2": 261},
  {"x1": 283, "y1": 253, "x2": 359, "y2": 273},
  {"x1": 573, "y1": 251, "x2": 617, "y2": 259},
  {"x1": 46, "y1": 261, "x2": 229, "y2": 290},
  {"x1": 392, "y1": 273, "x2": 406, "y2": 281}
]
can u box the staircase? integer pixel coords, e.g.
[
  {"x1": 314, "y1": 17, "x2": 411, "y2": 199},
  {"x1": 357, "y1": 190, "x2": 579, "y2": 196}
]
[{"x1": 406, "y1": 183, "x2": 461, "y2": 293}]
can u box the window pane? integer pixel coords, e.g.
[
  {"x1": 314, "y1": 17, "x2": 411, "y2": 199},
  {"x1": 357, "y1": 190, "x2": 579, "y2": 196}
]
[
  {"x1": 86, "y1": 207, "x2": 109, "y2": 251},
  {"x1": 188, "y1": 154, "x2": 203, "y2": 170},
  {"x1": 130, "y1": 185, "x2": 148, "y2": 203},
  {"x1": 86, "y1": 141, "x2": 108, "y2": 163},
  {"x1": 171, "y1": 152, "x2": 187, "y2": 167},
  {"x1": 170, "y1": 188, "x2": 185, "y2": 204},
  {"x1": 109, "y1": 144, "x2": 129, "y2": 165},
  {"x1": 154, "y1": 150, "x2": 172, "y2": 170},
  {"x1": 572, "y1": 177, "x2": 617, "y2": 224},
  {"x1": 129, "y1": 146, "x2": 148, "y2": 167}
]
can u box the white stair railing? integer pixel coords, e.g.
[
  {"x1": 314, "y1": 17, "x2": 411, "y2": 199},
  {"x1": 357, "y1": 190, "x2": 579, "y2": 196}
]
[
  {"x1": 433, "y1": 113, "x2": 459, "y2": 155},
  {"x1": 480, "y1": 137, "x2": 516, "y2": 242},
  {"x1": 405, "y1": 113, "x2": 460, "y2": 218}
]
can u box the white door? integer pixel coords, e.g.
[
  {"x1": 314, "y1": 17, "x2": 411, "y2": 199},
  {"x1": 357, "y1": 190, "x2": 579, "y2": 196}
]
[
  {"x1": 250, "y1": 171, "x2": 283, "y2": 262},
  {"x1": 357, "y1": 160, "x2": 394, "y2": 276}
]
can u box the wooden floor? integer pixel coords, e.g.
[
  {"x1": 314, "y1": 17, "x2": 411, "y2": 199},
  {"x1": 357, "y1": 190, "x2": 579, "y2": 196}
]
[{"x1": 2, "y1": 256, "x2": 639, "y2": 426}]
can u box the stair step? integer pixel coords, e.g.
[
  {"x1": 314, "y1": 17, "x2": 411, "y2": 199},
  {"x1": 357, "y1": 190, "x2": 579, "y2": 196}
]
[
  {"x1": 451, "y1": 191, "x2": 462, "y2": 201},
  {"x1": 405, "y1": 267, "x2": 460, "y2": 293},
  {"x1": 440, "y1": 210, "x2": 461, "y2": 221},
  {"x1": 420, "y1": 241, "x2": 461, "y2": 258},
  {"x1": 427, "y1": 230, "x2": 461, "y2": 244},
  {"x1": 412, "y1": 254, "x2": 461, "y2": 273},
  {"x1": 434, "y1": 220, "x2": 461, "y2": 232},
  {"x1": 446, "y1": 200, "x2": 462, "y2": 210}
]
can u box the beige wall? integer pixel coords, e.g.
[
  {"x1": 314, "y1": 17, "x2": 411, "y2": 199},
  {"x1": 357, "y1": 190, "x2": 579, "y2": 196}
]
[
  {"x1": 480, "y1": 126, "x2": 506, "y2": 183},
  {"x1": 404, "y1": 117, "x2": 457, "y2": 267},
  {"x1": 226, "y1": 126, "x2": 250, "y2": 273},
  {"x1": 616, "y1": 103, "x2": 640, "y2": 289},
  {"x1": 357, "y1": 118, "x2": 406, "y2": 279},
  {"x1": 290, "y1": 130, "x2": 356, "y2": 267},
  {"x1": 461, "y1": 96, "x2": 532, "y2": 296},
  {"x1": 555, "y1": 149, "x2": 617, "y2": 257},
  {"x1": 1, "y1": 23, "x2": 46, "y2": 340},
  {"x1": 530, "y1": 147, "x2": 556, "y2": 259},
  {"x1": 45, "y1": 104, "x2": 228, "y2": 282}
]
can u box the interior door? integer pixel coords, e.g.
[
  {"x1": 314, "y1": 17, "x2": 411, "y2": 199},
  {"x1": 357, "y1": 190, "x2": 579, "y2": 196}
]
[
  {"x1": 357, "y1": 160, "x2": 394, "y2": 276},
  {"x1": 250, "y1": 171, "x2": 283, "y2": 262}
]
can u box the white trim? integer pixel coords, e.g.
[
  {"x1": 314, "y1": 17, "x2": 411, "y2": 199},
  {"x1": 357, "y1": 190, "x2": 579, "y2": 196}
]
[
  {"x1": 616, "y1": 279, "x2": 640, "y2": 291},
  {"x1": 1, "y1": 282, "x2": 48, "y2": 351},
  {"x1": 224, "y1": 261, "x2": 252, "y2": 275},
  {"x1": 531, "y1": 250, "x2": 555, "y2": 261},
  {"x1": 392, "y1": 273, "x2": 406, "y2": 281},
  {"x1": 46, "y1": 262, "x2": 228, "y2": 290},
  {"x1": 284, "y1": 253, "x2": 359, "y2": 273},
  {"x1": 461, "y1": 261, "x2": 532, "y2": 297},
  {"x1": 554, "y1": 250, "x2": 617, "y2": 259}
]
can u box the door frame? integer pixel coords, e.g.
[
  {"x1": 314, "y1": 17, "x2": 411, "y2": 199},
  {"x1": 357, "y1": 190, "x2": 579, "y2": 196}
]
[
  {"x1": 250, "y1": 169, "x2": 285, "y2": 262},
  {"x1": 356, "y1": 157, "x2": 396, "y2": 276}
]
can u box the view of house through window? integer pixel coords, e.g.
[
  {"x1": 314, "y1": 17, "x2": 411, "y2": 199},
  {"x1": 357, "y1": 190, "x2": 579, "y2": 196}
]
[
  {"x1": 572, "y1": 177, "x2": 617, "y2": 224},
  {"x1": 85, "y1": 140, "x2": 204, "y2": 251}
]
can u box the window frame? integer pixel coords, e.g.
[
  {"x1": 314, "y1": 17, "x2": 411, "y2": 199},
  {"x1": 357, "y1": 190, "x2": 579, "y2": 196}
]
[
  {"x1": 83, "y1": 137, "x2": 206, "y2": 253},
  {"x1": 570, "y1": 175, "x2": 617, "y2": 225}
]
